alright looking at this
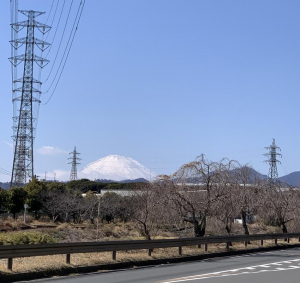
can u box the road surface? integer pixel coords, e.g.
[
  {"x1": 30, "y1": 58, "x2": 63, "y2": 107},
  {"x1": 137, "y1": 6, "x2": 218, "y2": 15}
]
[{"x1": 26, "y1": 248, "x2": 300, "y2": 283}]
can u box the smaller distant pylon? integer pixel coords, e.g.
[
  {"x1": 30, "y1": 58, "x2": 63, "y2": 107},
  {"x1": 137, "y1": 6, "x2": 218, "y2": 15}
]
[
  {"x1": 68, "y1": 146, "x2": 81, "y2": 181},
  {"x1": 264, "y1": 138, "x2": 282, "y2": 183}
]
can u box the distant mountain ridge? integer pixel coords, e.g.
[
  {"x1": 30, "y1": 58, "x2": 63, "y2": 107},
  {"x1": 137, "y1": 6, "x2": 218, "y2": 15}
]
[
  {"x1": 177, "y1": 167, "x2": 267, "y2": 184},
  {"x1": 0, "y1": 182, "x2": 10, "y2": 190},
  {"x1": 176, "y1": 167, "x2": 300, "y2": 187},
  {"x1": 278, "y1": 172, "x2": 300, "y2": 187},
  {"x1": 244, "y1": 169, "x2": 300, "y2": 187}
]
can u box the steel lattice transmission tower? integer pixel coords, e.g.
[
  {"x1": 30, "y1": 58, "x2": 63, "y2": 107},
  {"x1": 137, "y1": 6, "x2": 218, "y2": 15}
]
[
  {"x1": 9, "y1": 10, "x2": 51, "y2": 187},
  {"x1": 68, "y1": 147, "x2": 81, "y2": 181},
  {"x1": 264, "y1": 138, "x2": 282, "y2": 183}
]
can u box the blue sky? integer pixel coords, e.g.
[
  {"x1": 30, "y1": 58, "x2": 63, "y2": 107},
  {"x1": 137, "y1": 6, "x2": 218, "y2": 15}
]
[{"x1": 0, "y1": 0, "x2": 300, "y2": 182}]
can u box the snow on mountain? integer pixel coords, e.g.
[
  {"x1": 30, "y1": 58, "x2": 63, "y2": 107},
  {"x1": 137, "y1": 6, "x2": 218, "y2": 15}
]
[{"x1": 80, "y1": 155, "x2": 156, "y2": 181}]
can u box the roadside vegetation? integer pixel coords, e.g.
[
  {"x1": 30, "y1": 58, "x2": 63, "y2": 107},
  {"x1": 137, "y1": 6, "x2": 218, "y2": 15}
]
[
  {"x1": 0, "y1": 231, "x2": 57, "y2": 245},
  {"x1": 0, "y1": 154, "x2": 299, "y2": 244}
]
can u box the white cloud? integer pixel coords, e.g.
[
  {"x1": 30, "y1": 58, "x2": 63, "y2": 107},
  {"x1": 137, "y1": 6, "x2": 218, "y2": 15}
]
[
  {"x1": 37, "y1": 170, "x2": 70, "y2": 181},
  {"x1": 54, "y1": 170, "x2": 70, "y2": 180},
  {"x1": 5, "y1": 141, "x2": 13, "y2": 148},
  {"x1": 36, "y1": 170, "x2": 94, "y2": 182},
  {"x1": 37, "y1": 146, "x2": 68, "y2": 156}
]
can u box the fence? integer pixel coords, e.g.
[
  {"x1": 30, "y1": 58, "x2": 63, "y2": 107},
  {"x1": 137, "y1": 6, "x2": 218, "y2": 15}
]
[{"x1": 1, "y1": 233, "x2": 300, "y2": 270}]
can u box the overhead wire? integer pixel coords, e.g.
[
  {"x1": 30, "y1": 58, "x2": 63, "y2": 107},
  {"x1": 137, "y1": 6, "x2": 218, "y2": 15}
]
[
  {"x1": 10, "y1": 0, "x2": 18, "y2": 162},
  {"x1": 45, "y1": 0, "x2": 55, "y2": 24},
  {"x1": 45, "y1": 0, "x2": 61, "y2": 41},
  {"x1": 10, "y1": 0, "x2": 14, "y2": 93},
  {"x1": 34, "y1": 0, "x2": 55, "y2": 144},
  {"x1": 0, "y1": 167, "x2": 11, "y2": 174},
  {"x1": 10, "y1": 0, "x2": 18, "y2": 85},
  {"x1": 35, "y1": 0, "x2": 61, "y2": 137},
  {"x1": 0, "y1": 172, "x2": 11, "y2": 177},
  {"x1": 44, "y1": 0, "x2": 73, "y2": 82},
  {"x1": 43, "y1": 0, "x2": 86, "y2": 105},
  {"x1": 45, "y1": 0, "x2": 66, "y2": 52},
  {"x1": 0, "y1": 171, "x2": 11, "y2": 176},
  {"x1": 0, "y1": 166, "x2": 11, "y2": 176}
]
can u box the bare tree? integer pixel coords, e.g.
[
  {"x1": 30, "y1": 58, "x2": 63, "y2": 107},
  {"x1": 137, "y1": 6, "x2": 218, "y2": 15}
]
[
  {"x1": 129, "y1": 183, "x2": 167, "y2": 240},
  {"x1": 212, "y1": 185, "x2": 239, "y2": 236},
  {"x1": 71, "y1": 195, "x2": 87, "y2": 224},
  {"x1": 169, "y1": 155, "x2": 236, "y2": 237},
  {"x1": 40, "y1": 190, "x2": 65, "y2": 222},
  {"x1": 259, "y1": 183, "x2": 296, "y2": 234},
  {"x1": 84, "y1": 191, "x2": 99, "y2": 224},
  {"x1": 233, "y1": 165, "x2": 260, "y2": 235}
]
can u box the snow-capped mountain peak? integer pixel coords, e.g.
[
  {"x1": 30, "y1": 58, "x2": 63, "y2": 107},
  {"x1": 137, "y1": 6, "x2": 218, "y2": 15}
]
[{"x1": 81, "y1": 155, "x2": 156, "y2": 181}]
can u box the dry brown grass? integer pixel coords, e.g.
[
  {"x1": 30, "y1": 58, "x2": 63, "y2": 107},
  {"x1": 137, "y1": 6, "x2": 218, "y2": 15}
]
[
  {"x1": 0, "y1": 238, "x2": 298, "y2": 275},
  {"x1": 0, "y1": 217, "x2": 30, "y2": 232}
]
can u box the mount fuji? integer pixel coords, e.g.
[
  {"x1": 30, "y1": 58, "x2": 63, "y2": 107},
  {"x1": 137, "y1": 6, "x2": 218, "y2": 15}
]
[{"x1": 80, "y1": 155, "x2": 156, "y2": 182}]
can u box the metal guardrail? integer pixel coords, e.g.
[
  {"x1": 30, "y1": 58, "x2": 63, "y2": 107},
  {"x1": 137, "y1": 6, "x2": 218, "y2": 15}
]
[{"x1": 1, "y1": 233, "x2": 300, "y2": 270}]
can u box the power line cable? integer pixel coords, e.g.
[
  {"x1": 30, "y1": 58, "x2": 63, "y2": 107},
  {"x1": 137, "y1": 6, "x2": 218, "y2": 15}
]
[
  {"x1": 0, "y1": 168, "x2": 11, "y2": 176},
  {"x1": 44, "y1": 0, "x2": 73, "y2": 82},
  {"x1": 0, "y1": 172, "x2": 11, "y2": 177},
  {"x1": 43, "y1": 0, "x2": 86, "y2": 105},
  {"x1": 0, "y1": 171, "x2": 11, "y2": 176},
  {"x1": 45, "y1": 0, "x2": 61, "y2": 41},
  {"x1": 0, "y1": 167, "x2": 11, "y2": 174},
  {"x1": 34, "y1": 0, "x2": 58, "y2": 144},
  {"x1": 10, "y1": 0, "x2": 18, "y2": 82},
  {"x1": 45, "y1": 0, "x2": 55, "y2": 24},
  {"x1": 10, "y1": 0, "x2": 14, "y2": 90},
  {"x1": 45, "y1": 0, "x2": 67, "y2": 55}
]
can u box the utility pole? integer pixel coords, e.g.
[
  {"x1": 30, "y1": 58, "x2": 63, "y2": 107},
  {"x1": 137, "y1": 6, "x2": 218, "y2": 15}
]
[
  {"x1": 9, "y1": 10, "x2": 51, "y2": 187},
  {"x1": 68, "y1": 147, "x2": 81, "y2": 181},
  {"x1": 264, "y1": 138, "x2": 282, "y2": 183}
]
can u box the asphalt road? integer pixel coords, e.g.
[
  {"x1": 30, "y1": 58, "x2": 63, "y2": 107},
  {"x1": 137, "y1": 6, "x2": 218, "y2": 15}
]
[{"x1": 28, "y1": 248, "x2": 300, "y2": 283}]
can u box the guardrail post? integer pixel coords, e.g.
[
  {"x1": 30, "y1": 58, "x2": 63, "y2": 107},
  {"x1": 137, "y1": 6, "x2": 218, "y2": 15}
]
[
  {"x1": 275, "y1": 239, "x2": 278, "y2": 245},
  {"x1": 148, "y1": 249, "x2": 152, "y2": 256},
  {"x1": 261, "y1": 240, "x2": 263, "y2": 246},
  {"x1": 205, "y1": 244, "x2": 208, "y2": 252},
  {"x1": 287, "y1": 238, "x2": 290, "y2": 243},
  {"x1": 197, "y1": 244, "x2": 201, "y2": 248},
  {"x1": 244, "y1": 241, "x2": 248, "y2": 247},
  {"x1": 179, "y1": 246, "x2": 182, "y2": 255},
  {"x1": 226, "y1": 242, "x2": 229, "y2": 250},
  {"x1": 7, "y1": 258, "x2": 13, "y2": 270},
  {"x1": 66, "y1": 254, "x2": 71, "y2": 264},
  {"x1": 298, "y1": 237, "x2": 300, "y2": 242},
  {"x1": 112, "y1": 251, "x2": 116, "y2": 260}
]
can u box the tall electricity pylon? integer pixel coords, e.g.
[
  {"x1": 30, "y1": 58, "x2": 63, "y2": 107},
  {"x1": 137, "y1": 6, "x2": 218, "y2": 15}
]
[
  {"x1": 68, "y1": 147, "x2": 81, "y2": 181},
  {"x1": 264, "y1": 138, "x2": 282, "y2": 183},
  {"x1": 9, "y1": 10, "x2": 51, "y2": 187}
]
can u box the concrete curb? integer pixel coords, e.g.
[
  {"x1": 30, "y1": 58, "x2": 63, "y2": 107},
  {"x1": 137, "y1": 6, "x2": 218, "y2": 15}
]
[{"x1": 1, "y1": 243, "x2": 300, "y2": 282}]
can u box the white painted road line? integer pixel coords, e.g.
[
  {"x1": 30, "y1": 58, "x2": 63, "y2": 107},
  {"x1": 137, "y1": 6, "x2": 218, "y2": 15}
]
[{"x1": 157, "y1": 258, "x2": 300, "y2": 283}]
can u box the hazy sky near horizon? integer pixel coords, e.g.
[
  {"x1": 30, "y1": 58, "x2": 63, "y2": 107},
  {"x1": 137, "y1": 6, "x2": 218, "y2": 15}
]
[{"x1": 0, "y1": 0, "x2": 300, "y2": 182}]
